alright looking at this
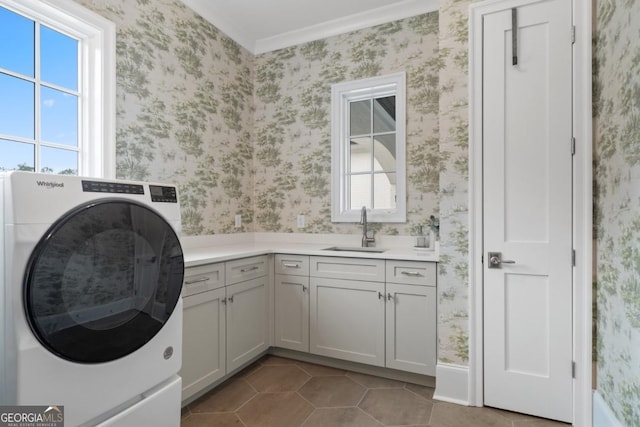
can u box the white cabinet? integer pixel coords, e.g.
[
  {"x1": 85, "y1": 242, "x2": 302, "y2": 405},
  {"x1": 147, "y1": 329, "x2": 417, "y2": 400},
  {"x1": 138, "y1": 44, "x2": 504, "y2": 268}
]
[
  {"x1": 385, "y1": 260, "x2": 437, "y2": 376},
  {"x1": 226, "y1": 276, "x2": 270, "y2": 373},
  {"x1": 181, "y1": 256, "x2": 270, "y2": 403},
  {"x1": 225, "y1": 256, "x2": 270, "y2": 374},
  {"x1": 305, "y1": 256, "x2": 437, "y2": 375},
  {"x1": 309, "y1": 256, "x2": 386, "y2": 366},
  {"x1": 309, "y1": 277, "x2": 386, "y2": 367},
  {"x1": 275, "y1": 255, "x2": 310, "y2": 352},
  {"x1": 385, "y1": 282, "x2": 436, "y2": 375},
  {"x1": 180, "y1": 263, "x2": 226, "y2": 402}
]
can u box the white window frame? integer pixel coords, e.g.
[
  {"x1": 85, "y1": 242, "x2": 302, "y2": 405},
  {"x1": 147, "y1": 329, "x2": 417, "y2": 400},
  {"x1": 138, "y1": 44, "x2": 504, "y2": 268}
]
[
  {"x1": 0, "y1": 0, "x2": 115, "y2": 178},
  {"x1": 331, "y1": 72, "x2": 407, "y2": 223}
]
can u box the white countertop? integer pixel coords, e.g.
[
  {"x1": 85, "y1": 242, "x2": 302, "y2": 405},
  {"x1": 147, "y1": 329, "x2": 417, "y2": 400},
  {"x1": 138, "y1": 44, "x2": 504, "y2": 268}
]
[{"x1": 182, "y1": 233, "x2": 439, "y2": 267}]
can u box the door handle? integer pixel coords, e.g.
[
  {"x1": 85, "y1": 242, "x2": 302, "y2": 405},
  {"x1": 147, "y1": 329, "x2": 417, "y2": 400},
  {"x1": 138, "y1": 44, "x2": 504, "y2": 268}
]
[{"x1": 488, "y1": 252, "x2": 516, "y2": 269}]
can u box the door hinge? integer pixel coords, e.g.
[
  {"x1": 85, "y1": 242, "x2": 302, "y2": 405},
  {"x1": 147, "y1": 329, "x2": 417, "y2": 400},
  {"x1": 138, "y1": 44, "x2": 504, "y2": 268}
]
[
  {"x1": 572, "y1": 361, "x2": 576, "y2": 378},
  {"x1": 571, "y1": 26, "x2": 576, "y2": 44},
  {"x1": 572, "y1": 249, "x2": 576, "y2": 266},
  {"x1": 571, "y1": 137, "x2": 576, "y2": 155}
]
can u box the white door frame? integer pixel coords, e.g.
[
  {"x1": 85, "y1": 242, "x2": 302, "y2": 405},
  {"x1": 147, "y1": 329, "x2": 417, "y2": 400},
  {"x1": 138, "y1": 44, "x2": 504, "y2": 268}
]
[{"x1": 468, "y1": 0, "x2": 592, "y2": 425}]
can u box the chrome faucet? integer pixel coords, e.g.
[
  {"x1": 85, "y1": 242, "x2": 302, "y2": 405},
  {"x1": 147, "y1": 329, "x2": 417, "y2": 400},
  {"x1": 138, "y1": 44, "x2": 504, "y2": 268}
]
[{"x1": 360, "y1": 206, "x2": 375, "y2": 248}]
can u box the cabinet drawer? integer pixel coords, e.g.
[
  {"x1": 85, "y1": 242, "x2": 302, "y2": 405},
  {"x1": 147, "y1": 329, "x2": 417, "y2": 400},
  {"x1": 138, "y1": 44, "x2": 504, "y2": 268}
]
[
  {"x1": 275, "y1": 254, "x2": 309, "y2": 276},
  {"x1": 310, "y1": 256, "x2": 385, "y2": 282},
  {"x1": 225, "y1": 255, "x2": 269, "y2": 285},
  {"x1": 385, "y1": 260, "x2": 436, "y2": 286},
  {"x1": 183, "y1": 263, "x2": 225, "y2": 297}
]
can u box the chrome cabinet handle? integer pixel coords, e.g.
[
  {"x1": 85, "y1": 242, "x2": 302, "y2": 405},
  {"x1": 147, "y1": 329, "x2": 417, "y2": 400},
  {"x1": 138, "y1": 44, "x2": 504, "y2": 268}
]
[
  {"x1": 378, "y1": 292, "x2": 384, "y2": 300},
  {"x1": 400, "y1": 271, "x2": 421, "y2": 277},
  {"x1": 228, "y1": 296, "x2": 234, "y2": 303},
  {"x1": 387, "y1": 293, "x2": 393, "y2": 301},
  {"x1": 185, "y1": 276, "x2": 209, "y2": 285},
  {"x1": 302, "y1": 285, "x2": 307, "y2": 292},
  {"x1": 221, "y1": 298, "x2": 227, "y2": 305},
  {"x1": 240, "y1": 266, "x2": 259, "y2": 273},
  {"x1": 282, "y1": 263, "x2": 300, "y2": 268}
]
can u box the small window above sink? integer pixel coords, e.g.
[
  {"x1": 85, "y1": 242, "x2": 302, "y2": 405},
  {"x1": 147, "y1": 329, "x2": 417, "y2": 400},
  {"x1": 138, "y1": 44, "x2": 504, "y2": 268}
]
[{"x1": 322, "y1": 246, "x2": 386, "y2": 253}]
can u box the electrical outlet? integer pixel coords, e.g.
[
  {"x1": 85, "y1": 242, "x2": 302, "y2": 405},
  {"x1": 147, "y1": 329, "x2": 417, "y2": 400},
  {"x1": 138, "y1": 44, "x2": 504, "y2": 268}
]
[
  {"x1": 235, "y1": 214, "x2": 242, "y2": 228},
  {"x1": 297, "y1": 215, "x2": 305, "y2": 228}
]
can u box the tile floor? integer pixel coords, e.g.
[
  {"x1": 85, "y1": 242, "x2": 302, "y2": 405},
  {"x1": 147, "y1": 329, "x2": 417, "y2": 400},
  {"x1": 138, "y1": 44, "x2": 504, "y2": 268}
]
[{"x1": 181, "y1": 355, "x2": 570, "y2": 427}]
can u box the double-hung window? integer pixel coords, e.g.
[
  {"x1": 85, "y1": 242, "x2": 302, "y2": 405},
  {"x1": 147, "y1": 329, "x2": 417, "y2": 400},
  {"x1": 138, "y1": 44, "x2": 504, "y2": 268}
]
[{"x1": 0, "y1": 0, "x2": 115, "y2": 177}]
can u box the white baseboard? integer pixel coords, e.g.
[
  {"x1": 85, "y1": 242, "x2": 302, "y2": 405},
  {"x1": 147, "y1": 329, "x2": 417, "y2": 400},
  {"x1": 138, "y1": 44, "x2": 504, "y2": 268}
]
[
  {"x1": 433, "y1": 363, "x2": 469, "y2": 405},
  {"x1": 593, "y1": 390, "x2": 623, "y2": 427}
]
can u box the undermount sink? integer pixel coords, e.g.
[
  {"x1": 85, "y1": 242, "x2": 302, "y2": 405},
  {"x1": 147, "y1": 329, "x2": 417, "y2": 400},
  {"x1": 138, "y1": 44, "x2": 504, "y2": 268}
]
[{"x1": 322, "y1": 246, "x2": 386, "y2": 253}]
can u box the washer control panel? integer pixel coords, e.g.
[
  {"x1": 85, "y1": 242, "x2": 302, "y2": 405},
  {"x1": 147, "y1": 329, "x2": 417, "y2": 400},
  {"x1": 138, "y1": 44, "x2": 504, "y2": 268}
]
[
  {"x1": 149, "y1": 185, "x2": 178, "y2": 203},
  {"x1": 82, "y1": 180, "x2": 144, "y2": 195}
]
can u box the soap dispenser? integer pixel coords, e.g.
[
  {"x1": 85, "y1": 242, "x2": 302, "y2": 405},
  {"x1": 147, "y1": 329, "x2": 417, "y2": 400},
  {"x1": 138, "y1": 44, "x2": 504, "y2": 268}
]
[{"x1": 415, "y1": 225, "x2": 428, "y2": 248}]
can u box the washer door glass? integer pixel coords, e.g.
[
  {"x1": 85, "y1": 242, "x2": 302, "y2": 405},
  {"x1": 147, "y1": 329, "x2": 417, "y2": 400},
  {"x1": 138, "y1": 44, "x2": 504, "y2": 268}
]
[{"x1": 24, "y1": 199, "x2": 184, "y2": 364}]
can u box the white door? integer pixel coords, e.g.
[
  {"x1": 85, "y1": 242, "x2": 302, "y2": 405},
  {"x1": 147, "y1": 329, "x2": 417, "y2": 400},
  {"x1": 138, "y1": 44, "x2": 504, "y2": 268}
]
[{"x1": 482, "y1": 0, "x2": 573, "y2": 422}]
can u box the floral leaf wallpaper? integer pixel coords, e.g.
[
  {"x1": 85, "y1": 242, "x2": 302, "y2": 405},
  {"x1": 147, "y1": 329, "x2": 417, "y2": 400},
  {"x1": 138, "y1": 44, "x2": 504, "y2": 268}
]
[
  {"x1": 436, "y1": 0, "x2": 476, "y2": 365},
  {"x1": 253, "y1": 12, "x2": 440, "y2": 237},
  {"x1": 74, "y1": 0, "x2": 255, "y2": 237},
  {"x1": 594, "y1": 0, "x2": 640, "y2": 424}
]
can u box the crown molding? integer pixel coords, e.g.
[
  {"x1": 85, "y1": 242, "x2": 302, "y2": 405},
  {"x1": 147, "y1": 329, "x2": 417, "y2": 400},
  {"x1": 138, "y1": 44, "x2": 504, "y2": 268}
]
[
  {"x1": 179, "y1": 0, "x2": 256, "y2": 52},
  {"x1": 180, "y1": 0, "x2": 439, "y2": 55},
  {"x1": 254, "y1": 0, "x2": 439, "y2": 54}
]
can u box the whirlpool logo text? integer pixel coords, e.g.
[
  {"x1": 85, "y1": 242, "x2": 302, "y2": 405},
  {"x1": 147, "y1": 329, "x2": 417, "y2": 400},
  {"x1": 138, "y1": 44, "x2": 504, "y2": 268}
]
[{"x1": 36, "y1": 181, "x2": 64, "y2": 189}]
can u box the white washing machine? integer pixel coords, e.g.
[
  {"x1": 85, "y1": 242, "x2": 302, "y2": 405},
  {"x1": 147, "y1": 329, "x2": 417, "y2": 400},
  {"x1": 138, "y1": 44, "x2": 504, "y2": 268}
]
[{"x1": 0, "y1": 171, "x2": 185, "y2": 426}]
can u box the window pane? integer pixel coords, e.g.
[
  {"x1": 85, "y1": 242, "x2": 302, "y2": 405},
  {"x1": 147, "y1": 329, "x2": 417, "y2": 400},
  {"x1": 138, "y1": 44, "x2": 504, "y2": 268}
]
[
  {"x1": 349, "y1": 100, "x2": 371, "y2": 136},
  {"x1": 0, "y1": 139, "x2": 35, "y2": 171},
  {"x1": 40, "y1": 25, "x2": 78, "y2": 90},
  {"x1": 41, "y1": 86, "x2": 78, "y2": 147},
  {"x1": 0, "y1": 73, "x2": 34, "y2": 139},
  {"x1": 0, "y1": 7, "x2": 34, "y2": 77},
  {"x1": 373, "y1": 96, "x2": 396, "y2": 133},
  {"x1": 373, "y1": 172, "x2": 396, "y2": 209},
  {"x1": 349, "y1": 174, "x2": 371, "y2": 210},
  {"x1": 373, "y1": 134, "x2": 396, "y2": 172},
  {"x1": 41, "y1": 146, "x2": 78, "y2": 175},
  {"x1": 350, "y1": 136, "x2": 371, "y2": 173}
]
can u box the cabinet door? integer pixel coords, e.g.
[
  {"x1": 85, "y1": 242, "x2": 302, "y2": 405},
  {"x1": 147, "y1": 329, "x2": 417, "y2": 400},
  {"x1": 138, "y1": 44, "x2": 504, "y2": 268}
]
[
  {"x1": 274, "y1": 274, "x2": 309, "y2": 352},
  {"x1": 180, "y1": 288, "x2": 226, "y2": 402},
  {"x1": 310, "y1": 277, "x2": 385, "y2": 366},
  {"x1": 226, "y1": 277, "x2": 270, "y2": 372},
  {"x1": 385, "y1": 283, "x2": 436, "y2": 376}
]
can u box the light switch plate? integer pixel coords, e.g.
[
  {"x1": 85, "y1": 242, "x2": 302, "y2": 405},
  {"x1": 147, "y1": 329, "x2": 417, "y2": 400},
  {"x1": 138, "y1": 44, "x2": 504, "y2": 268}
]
[
  {"x1": 297, "y1": 215, "x2": 305, "y2": 228},
  {"x1": 235, "y1": 214, "x2": 242, "y2": 228}
]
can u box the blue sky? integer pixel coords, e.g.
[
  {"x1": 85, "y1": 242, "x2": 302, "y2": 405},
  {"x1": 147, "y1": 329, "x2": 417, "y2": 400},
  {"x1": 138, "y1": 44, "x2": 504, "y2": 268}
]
[{"x1": 0, "y1": 5, "x2": 79, "y2": 174}]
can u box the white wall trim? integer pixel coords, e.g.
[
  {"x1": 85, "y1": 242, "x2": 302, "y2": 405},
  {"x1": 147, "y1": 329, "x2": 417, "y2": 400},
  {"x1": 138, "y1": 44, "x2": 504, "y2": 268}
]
[
  {"x1": 0, "y1": 0, "x2": 116, "y2": 179},
  {"x1": 571, "y1": 1, "x2": 594, "y2": 426},
  {"x1": 433, "y1": 363, "x2": 469, "y2": 405},
  {"x1": 468, "y1": 0, "x2": 592, "y2": 423},
  {"x1": 180, "y1": 0, "x2": 438, "y2": 54},
  {"x1": 254, "y1": 0, "x2": 439, "y2": 54},
  {"x1": 179, "y1": 0, "x2": 256, "y2": 53},
  {"x1": 593, "y1": 391, "x2": 623, "y2": 427}
]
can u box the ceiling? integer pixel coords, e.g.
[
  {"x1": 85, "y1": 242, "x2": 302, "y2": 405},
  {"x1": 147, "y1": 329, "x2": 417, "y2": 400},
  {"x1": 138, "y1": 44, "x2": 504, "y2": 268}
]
[{"x1": 180, "y1": 0, "x2": 439, "y2": 54}]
